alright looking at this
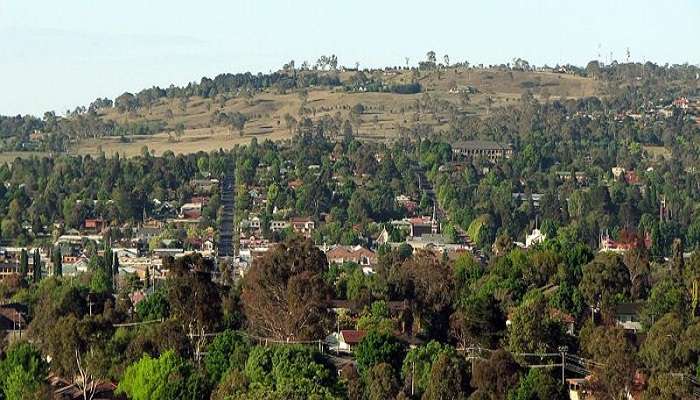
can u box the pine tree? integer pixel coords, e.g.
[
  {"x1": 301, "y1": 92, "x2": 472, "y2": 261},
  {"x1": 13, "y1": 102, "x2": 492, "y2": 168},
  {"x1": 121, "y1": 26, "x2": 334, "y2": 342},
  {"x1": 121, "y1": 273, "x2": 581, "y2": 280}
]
[
  {"x1": 144, "y1": 266, "x2": 151, "y2": 289},
  {"x1": 53, "y1": 247, "x2": 62, "y2": 277},
  {"x1": 103, "y1": 242, "x2": 113, "y2": 291},
  {"x1": 32, "y1": 249, "x2": 41, "y2": 284},
  {"x1": 112, "y1": 253, "x2": 120, "y2": 281},
  {"x1": 19, "y1": 249, "x2": 28, "y2": 279}
]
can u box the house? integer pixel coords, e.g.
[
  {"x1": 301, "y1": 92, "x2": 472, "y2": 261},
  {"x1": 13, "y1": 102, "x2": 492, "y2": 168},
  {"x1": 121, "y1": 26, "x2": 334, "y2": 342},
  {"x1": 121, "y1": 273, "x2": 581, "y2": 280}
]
[
  {"x1": 615, "y1": 302, "x2": 644, "y2": 332},
  {"x1": 556, "y1": 171, "x2": 588, "y2": 184},
  {"x1": 599, "y1": 231, "x2": 651, "y2": 254},
  {"x1": 407, "y1": 217, "x2": 438, "y2": 237},
  {"x1": 0, "y1": 303, "x2": 27, "y2": 333},
  {"x1": 512, "y1": 193, "x2": 543, "y2": 208},
  {"x1": 452, "y1": 140, "x2": 513, "y2": 162},
  {"x1": 290, "y1": 217, "x2": 315, "y2": 237},
  {"x1": 328, "y1": 330, "x2": 367, "y2": 353},
  {"x1": 0, "y1": 262, "x2": 19, "y2": 277},
  {"x1": 525, "y1": 228, "x2": 546, "y2": 248},
  {"x1": 64, "y1": 255, "x2": 90, "y2": 275},
  {"x1": 240, "y1": 216, "x2": 262, "y2": 231},
  {"x1": 566, "y1": 378, "x2": 591, "y2": 400},
  {"x1": 50, "y1": 375, "x2": 118, "y2": 400},
  {"x1": 406, "y1": 234, "x2": 467, "y2": 254},
  {"x1": 57, "y1": 234, "x2": 103, "y2": 245},
  {"x1": 179, "y1": 203, "x2": 202, "y2": 219},
  {"x1": 270, "y1": 220, "x2": 290, "y2": 232},
  {"x1": 84, "y1": 218, "x2": 105, "y2": 232},
  {"x1": 153, "y1": 248, "x2": 185, "y2": 258},
  {"x1": 325, "y1": 245, "x2": 378, "y2": 271}
]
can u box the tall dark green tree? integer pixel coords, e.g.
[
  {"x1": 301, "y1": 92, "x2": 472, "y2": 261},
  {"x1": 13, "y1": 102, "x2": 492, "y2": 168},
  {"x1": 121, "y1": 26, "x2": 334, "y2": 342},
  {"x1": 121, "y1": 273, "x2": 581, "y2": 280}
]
[
  {"x1": 52, "y1": 247, "x2": 62, "y2": 277},
  {"x1": 103, "y1": 242, "x2": 113, "y2": 290},
  {"x1": 32, "y1": 249, "x2": 41, "y2": 284},
  {"x1": 112, "y1": 252, "x2": 120, "y2": 283},
  {"x1": 19, "y1": 249, "x2": 28, "y2": 279}
]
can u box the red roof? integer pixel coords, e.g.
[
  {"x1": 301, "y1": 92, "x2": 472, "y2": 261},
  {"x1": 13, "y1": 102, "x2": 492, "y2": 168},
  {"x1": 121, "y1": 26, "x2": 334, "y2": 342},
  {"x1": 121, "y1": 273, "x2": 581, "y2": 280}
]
[
  {"x1": 408, "y1": 216, "x2": 433, "y2": 225},
  {"x1": 84, "y1": 219, "x2": 104, "y2": 229},
  {"x1": 182, "y1": 209, "x2": 202, "y2": 219},
  {"x1": 290, "y1": 217, "x2": 313, "y2": 224},
  {"x1": 340, "y1": 330, "x2": 367, "y2": 345}
]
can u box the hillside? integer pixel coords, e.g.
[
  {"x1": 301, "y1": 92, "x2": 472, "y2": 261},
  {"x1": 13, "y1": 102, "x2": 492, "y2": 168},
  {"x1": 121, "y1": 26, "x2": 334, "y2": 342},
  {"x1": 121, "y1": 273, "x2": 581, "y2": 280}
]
[{"x1": 72, "y1": 68, "x2": 599, "y2": 157}]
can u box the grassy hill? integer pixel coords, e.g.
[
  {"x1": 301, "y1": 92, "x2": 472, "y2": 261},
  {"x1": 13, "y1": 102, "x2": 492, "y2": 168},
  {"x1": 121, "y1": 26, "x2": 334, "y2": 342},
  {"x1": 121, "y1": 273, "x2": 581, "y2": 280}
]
[{"x1": 72, "y1": 68, "x2": 599, "y2": 157}]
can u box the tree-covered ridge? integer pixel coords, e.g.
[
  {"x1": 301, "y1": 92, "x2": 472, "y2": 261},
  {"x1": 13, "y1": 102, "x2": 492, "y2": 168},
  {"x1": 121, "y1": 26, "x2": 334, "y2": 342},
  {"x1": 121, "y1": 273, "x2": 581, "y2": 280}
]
[{"x1": 0, "y1": 56, "x2": 697, "y2": 155}]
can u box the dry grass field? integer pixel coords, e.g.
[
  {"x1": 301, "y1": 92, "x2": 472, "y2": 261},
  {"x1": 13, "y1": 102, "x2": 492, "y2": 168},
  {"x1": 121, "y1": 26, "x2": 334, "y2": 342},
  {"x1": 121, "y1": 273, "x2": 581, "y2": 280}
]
[
  {"x1": 0, "y1": 151, "x2": 51, "y2": 163},
  {"x1": 71, "y1": 68, "x2": 599, "y2": 157}
]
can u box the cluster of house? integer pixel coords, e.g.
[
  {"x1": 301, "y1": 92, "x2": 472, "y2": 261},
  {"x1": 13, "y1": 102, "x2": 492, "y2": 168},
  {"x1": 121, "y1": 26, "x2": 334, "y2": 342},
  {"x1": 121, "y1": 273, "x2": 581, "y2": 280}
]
[
  {"x1": 614, "y1": 96, "x2": 700, "y2": 126},
  {"x1": 0, "y1": 177, "x2": 223, "y2": 284}
]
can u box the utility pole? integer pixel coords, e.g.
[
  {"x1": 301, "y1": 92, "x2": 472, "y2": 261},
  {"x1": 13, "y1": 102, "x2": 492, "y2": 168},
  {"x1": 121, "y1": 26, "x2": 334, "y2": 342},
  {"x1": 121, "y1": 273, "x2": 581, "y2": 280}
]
[
  {"x1": 558, "y1": 346, "x2": 568, "y2": 384},
  {"x1": 411, "y1": 361, "x2": 415, "y2": 396}
]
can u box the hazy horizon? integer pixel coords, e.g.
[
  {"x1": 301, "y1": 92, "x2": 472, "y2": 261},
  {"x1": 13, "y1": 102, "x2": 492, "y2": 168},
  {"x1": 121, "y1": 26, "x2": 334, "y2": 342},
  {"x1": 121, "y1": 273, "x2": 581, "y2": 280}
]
[{"x1": 1, "y1": 0, "x2": 698, "y2": 116}]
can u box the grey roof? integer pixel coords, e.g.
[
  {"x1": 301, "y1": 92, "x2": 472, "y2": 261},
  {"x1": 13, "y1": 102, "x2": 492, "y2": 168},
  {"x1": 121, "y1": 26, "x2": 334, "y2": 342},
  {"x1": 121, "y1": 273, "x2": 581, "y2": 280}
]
[
  {"x1": 452, "y1": 140, "x2": 511, "y2": 151},
  {"x1": 615, "y1": 302, "x2": 644, "y2": 315}
]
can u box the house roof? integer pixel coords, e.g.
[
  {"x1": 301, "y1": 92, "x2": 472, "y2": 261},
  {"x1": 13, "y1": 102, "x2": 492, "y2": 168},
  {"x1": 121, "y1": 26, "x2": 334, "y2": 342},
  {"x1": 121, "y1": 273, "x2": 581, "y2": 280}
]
[
  {"x1": 452, "y1": 140, "x2": 511, "y2": 151},
  {"x1": 340, "y1": 330, "x2": 367, "y2": 345},
  {"x1": 407, "y1": 217, "x2": 434, "y2": 226},
  {"x1": 290, "y1": 217, "x2": 313, "y2": 224},
  {"x1": 326, "y1": 246, "x2": 376, "y2": 261},
  {"x1": 0, "y1": 303, "x2": 28, "y2": 326}
]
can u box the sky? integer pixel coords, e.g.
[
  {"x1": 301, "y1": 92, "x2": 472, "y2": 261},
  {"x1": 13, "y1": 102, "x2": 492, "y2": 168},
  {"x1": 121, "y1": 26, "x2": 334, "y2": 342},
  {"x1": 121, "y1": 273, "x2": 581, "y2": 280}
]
[{"x1": 1, "y1": 0, "x2": 698, "y2": 116}]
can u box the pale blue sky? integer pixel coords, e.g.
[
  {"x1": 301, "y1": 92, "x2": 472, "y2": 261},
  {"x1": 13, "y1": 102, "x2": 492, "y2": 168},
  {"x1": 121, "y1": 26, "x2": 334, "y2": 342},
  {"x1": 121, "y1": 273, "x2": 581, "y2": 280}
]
[{"x1": 1, "y1": 0, "x2": 698, "y2": 116}]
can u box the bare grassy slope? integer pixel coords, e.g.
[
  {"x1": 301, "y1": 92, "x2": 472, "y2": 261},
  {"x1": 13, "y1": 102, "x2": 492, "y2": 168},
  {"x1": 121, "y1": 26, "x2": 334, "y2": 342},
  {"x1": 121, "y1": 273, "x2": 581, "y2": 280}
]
[{"x1": 75, "y1": 68, "x2": 598, "y2": 157}]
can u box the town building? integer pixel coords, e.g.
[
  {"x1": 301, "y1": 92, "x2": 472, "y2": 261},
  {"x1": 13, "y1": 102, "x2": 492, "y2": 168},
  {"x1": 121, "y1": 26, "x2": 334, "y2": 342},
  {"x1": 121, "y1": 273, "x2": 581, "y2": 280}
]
[
  {"x1": 290, "y1": 217, "x2": 315, "y2": 237},
  {"x1": 615, "y1": 302, "x2": 644, "y2": 332},
  {"x1": 452, "y1": 140, "x2": 513, "y2": 162},
  {"x1": 324, "y1": 245, "x2": 377, "y2": 273},
  {"x1": 406, "y1": 217, "x2": 439, "y2": 238}
]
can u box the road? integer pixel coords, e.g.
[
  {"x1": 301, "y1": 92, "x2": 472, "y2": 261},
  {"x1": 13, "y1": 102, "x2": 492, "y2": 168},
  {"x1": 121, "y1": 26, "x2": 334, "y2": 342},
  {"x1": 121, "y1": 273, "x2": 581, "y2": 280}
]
[
  {"x1": 415, "y1": 165, "x2": 485, "y2": 261},
  {"x1": 218, "y1": 175, "x2": 235, "y2": 257}
]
